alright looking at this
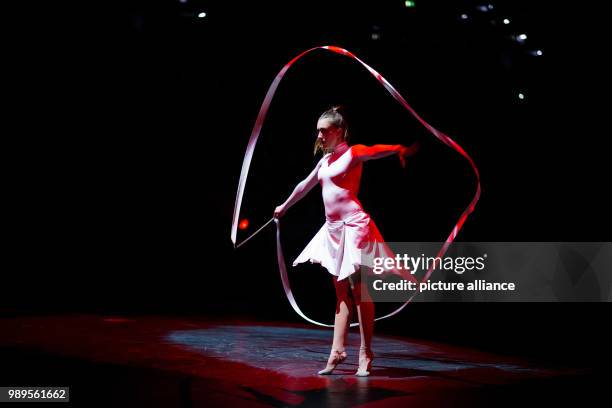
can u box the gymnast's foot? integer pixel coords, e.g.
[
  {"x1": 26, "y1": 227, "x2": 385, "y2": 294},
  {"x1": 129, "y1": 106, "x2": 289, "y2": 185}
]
[
  {"x1": 317, "y1": 348, "x2": 347, "y2": 375},
  {"x1": 355, "y1": 346, "x2": 374, "y2": 376}
]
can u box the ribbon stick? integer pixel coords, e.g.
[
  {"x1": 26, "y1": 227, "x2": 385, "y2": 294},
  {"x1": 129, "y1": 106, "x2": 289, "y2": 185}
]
[
  {"x1": 231, "y1": 46, "x2": 481, "y2": 327},
  {"x1": 235, "y1": 217, "x2": 275, "y2": 249}
]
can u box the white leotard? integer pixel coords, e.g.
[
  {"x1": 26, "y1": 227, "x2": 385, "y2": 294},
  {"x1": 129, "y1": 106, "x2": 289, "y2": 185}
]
[{"x1": 317, "y1": 142, "x2": 364, "y2": 221}]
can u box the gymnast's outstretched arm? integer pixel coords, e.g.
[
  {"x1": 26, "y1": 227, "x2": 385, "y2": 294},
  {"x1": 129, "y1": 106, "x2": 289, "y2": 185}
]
[
  {"x1": 274, "y1": 155, "x2": 327, "y2": 218},
  {"x1": 351, "y1": 142, "x2": 419, "y2": 167}
]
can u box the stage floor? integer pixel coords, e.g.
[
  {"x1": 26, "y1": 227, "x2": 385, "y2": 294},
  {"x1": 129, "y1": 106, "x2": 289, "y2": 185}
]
[{"x1": 0, "y1": 314, "x2": 603, "y2": 407}]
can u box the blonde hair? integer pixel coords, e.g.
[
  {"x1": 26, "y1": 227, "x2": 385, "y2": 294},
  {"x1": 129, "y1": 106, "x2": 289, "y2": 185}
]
[{"x1": 314, "y1": 105, "x2": 350, "y2": 155}]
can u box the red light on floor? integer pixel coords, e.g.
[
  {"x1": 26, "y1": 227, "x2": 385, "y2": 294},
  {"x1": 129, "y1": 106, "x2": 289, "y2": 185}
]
[{"x1": 239, "y1": 219, "x2": 249, "y2": 230}]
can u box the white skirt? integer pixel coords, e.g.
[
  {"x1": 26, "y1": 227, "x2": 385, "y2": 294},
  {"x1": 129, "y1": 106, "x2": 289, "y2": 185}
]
[{"x1": 292, "y1": 209, "x2": 408, "y2": 281}]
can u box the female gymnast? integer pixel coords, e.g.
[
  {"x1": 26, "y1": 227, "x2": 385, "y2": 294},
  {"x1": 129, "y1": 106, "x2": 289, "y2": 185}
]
[{"x1": 273, "y1": 106, "x2": 419, "y2": 376}]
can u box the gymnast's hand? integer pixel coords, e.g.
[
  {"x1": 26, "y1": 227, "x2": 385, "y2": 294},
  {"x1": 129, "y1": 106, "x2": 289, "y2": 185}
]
[
  {"x1": 398, "y1": 141, "x2": 420, "y2": 168},
  {"x1": 273, "y1": 204, "x2": 287, "y2": 219}
]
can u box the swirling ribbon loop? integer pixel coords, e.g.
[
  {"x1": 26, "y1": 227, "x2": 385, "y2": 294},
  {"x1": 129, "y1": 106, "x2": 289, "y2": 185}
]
[{"x1": 231, "y1": 46, "x2": 481, "y2": 327}]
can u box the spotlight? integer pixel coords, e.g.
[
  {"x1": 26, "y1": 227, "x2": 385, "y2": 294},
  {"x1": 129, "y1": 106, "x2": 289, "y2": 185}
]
[
  {"x1": 239, "y1": 219, "x2": 249, "y2": 230},
  {"x1": 518, "y1": 93, "x2": 525, "y2": 100},
  {"x1": 515, "y1": 33, "x2": 527, "y2": 43},
  {"x1": 197, "y1": 12, "x2": 207, "y2": 18},
  {"x1": 503, "y1": 18, "x2": 510, "y2": 25},
  {"x1": 460, "y1": 13, "x2": 469, "y2": 20},
  {"x1": 405, "y1": 1, "x2": 416, "y2": 7}
]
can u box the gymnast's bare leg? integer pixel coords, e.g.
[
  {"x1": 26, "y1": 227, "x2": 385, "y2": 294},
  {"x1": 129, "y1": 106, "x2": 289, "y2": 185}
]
[
  {"x1": 350, "y1": 270, "x2": 375, "y2": 376},
  {"x1": 317, "y1": 275, "x2": 353, "y2": 374}
]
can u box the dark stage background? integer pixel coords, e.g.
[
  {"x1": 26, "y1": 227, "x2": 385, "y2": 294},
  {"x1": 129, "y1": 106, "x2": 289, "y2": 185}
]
[{"x1": 5, "y1": 1, "x2": 610, "y2": 368}]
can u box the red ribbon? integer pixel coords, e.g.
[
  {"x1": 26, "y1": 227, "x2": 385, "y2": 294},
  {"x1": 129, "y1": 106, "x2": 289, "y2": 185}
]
[{"x1": 232, "y1": 46, "x2": 481, "y2": 327}]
